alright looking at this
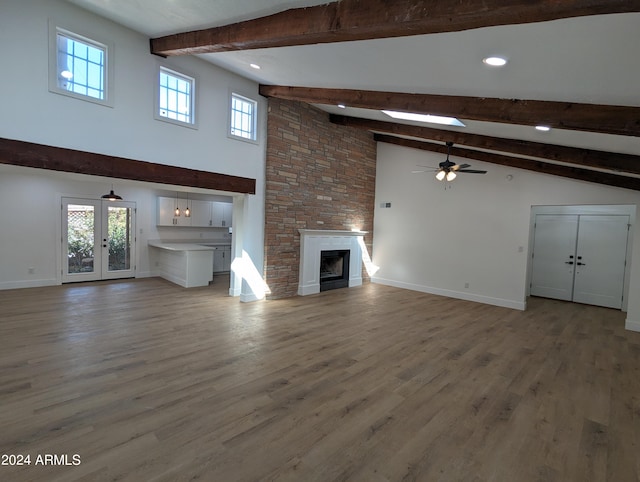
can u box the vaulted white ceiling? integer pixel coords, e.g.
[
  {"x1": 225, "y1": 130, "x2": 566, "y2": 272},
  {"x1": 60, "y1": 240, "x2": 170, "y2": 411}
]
[{"x1": 66, "y1": 0, "x2": 640, "y2": 158}]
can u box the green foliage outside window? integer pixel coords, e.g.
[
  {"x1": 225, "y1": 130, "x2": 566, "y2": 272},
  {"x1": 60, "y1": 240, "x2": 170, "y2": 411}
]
[{"x1": 67, "y1": 206, "x2": 130, "y2": 274}]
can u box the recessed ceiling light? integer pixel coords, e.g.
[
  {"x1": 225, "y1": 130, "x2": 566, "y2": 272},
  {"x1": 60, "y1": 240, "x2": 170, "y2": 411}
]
[
  {"x1": 337, "y1": 104, "x2": 346, "y2": 109},
  {"x1": 483, "y1": 56, "x2": 508, "y2": 67},
  {"x1": 250, "y1": 63, "x2": 261, "y2": 70},
  {"x1": 382, "y1": 110, "x2": 465, "y2": 127},
  {"x1": 535, "y1": 125, "x2": 551, "y2": 132}
]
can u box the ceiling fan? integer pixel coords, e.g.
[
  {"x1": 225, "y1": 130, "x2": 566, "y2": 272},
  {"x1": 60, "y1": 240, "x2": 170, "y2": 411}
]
[{"x1": 413, "y1": 142, "x2": 487, "y2": 181}]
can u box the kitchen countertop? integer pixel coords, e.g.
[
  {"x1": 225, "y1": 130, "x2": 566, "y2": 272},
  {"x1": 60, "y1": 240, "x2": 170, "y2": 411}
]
[{"x1": 148, "y1": 240, "x2": 218, "y2": 251}]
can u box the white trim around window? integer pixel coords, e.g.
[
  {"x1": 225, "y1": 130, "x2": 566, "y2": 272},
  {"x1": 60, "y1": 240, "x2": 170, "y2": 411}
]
[
  {"x1": 154, "y1": 64, "x2": 198, "y2": 129},
  {"x1": 228, "y1": 91, "x2": 259, "y2": 143},
  {"x1": 48, "y1": 20, "x2": 114, "y2": 107}
]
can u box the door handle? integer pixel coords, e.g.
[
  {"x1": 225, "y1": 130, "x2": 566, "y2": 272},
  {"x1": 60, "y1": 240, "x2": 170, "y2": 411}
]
[
  {"x1": 576, "y1": 262, "x2": 586, "y2": 266},
  {"x1": 565, "y1": 261, "x2": 574, "y2": 265}
]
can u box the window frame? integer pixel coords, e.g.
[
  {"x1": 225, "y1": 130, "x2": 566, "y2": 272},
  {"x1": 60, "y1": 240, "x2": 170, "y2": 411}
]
[
  {"x1": 228, "y1": 92, "x2": 259, "y2": 143},
  {"x1": 48, "y1": 22, "x2": 113, "y2": 107},
  {"x1": 154, "y1": 64, "x2": 198, "y2": 129}
]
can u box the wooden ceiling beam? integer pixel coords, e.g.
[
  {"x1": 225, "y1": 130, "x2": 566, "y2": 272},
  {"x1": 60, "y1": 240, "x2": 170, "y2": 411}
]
[
  {"x1": 0, "y1": 137, "x2": 256, "y2": 194},
  {"x1": 375, "y1": 134, "x2": 640, "y2": 191},
  {"x1": 331, "y1": 115, "x2": 640, "y2": 175},
  {"x1": 260, "y1": 85, "x2": 640, "y2": 138},
  {"x1": 150, "y1": 0, "x2": 640, "y2": 56}
]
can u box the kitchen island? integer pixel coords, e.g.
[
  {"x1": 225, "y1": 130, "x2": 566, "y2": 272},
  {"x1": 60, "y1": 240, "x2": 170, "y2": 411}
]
[{"x1": 148, "y1": 241, "x2": 217, "y2": 288}]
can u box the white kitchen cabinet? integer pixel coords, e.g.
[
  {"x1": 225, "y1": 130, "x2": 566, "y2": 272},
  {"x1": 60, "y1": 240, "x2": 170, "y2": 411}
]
[
  {"x1": 158, "y1": 197, "x2": 232, "y2": 228},
  {"x1": 213, "y1": 245, "x2": 232, "y2": 273},
  {"x1": 157, "y1": 197, "x2": 191, "y2": 226},
  {"x1": 189, "y1": 200, "x2": 213, "y2": 227},
  {"x1": 211, "y1": 202, "x2": 232, "y2": 228}
]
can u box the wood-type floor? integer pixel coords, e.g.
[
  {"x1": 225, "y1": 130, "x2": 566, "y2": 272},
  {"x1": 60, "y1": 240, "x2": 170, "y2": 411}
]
[{"x1": 0, "y1": 277, "x2": 639, "y2": 481}]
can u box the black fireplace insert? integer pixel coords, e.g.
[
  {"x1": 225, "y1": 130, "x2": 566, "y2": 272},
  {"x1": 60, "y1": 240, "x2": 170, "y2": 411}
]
[{"x1": 319, "y1": 249, "x2": 350, "y2": 291}]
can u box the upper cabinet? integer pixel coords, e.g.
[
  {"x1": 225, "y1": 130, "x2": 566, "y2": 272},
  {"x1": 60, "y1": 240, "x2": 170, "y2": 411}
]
[
  {"x1": 212, "y1": 202, "x2": 232, "y2": 228},
  {"x1": 157, "y1": 197, "x2": 232, "y2": 228},
  {"x1": 157, "y1": 196, "x2": 191, "y2": 226},
  {"x1": 189, "y1": 200, "x2": 213, "y2": 227}
]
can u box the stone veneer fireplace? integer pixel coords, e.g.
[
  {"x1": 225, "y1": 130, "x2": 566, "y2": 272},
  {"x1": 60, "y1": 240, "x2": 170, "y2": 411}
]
[{"x1": 298, "y1": 229, "x2": 366, "y2": 296}]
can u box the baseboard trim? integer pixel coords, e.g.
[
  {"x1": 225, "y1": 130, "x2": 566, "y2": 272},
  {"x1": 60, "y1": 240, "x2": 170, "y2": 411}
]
[
  {"x1": 625, "y1": 319, "x2": 640, "y2": 332},
  {"x1": 371, "y1": 277, "x2": 526, "y2": 311},
  {"x1": 0, "y1": 278, "x2": 58, "y2": 290},
  {"x1": 240, "y1": 292, "x2": 264, "y2": 303}
]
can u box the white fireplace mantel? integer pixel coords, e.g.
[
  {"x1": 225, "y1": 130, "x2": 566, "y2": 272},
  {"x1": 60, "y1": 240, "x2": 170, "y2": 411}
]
[{"x1": 298, "y1": 229, "x2": 367, "y2": 296}]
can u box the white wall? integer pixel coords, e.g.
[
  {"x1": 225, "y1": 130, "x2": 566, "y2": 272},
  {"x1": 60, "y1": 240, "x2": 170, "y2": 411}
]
[
  {"x1": 0, "y1": 164, "x2": 234, "y2": 289},
  {"x1": 0, "y1": 0, "x2": 266, "y2": 298},
  {"x1": 372, "y1": 143, "x2": 640, "y2": 327}
]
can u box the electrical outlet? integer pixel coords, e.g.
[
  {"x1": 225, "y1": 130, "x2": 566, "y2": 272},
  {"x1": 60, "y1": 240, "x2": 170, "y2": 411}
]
[
  {"x1": 28, "y1": 267, "x2": 35, "y2": 274},
  {"x1": 464, "y1": 282, "x2": 469, "y2": 289}
]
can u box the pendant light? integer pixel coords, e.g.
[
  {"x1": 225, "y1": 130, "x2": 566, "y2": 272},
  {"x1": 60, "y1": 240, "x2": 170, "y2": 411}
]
[
  {"x1": 174, "y1": 192, "x2": 181, "y2": 217},
  {"x1": 101, "y1": 184, "x2": 122, "y2": 201},
  {"x1": 184, "y1": 193, "x2": 191, "y2": 217}
]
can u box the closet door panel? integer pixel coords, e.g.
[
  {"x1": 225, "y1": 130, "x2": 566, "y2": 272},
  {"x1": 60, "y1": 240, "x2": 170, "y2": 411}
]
[
  {"x1": 530, "y1": 215, "x2": 578, "y2": 301},
  {"x1": 573, "y1": 215, "x2": 629, "y2": 309}
]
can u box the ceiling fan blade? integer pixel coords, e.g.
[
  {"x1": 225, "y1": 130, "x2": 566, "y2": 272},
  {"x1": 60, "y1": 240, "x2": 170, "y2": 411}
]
[
  {"x1": 452, "y1": 163, "x2": 471, "y2": 171},
  {"x1": 458, "y1": 169, "x2": 488, "y2": 174},
  {"x1": 411, "y1": 170, "x2": 428, "y2": 173}
]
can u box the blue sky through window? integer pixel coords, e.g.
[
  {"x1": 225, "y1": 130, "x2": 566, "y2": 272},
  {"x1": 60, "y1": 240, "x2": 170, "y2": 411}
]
[
  {"x1": 159, "y1": 67, "x2": 193, "y2": 124},
  {"x1": 57, "y1": 33, "x2": 105, "y2": 100}
]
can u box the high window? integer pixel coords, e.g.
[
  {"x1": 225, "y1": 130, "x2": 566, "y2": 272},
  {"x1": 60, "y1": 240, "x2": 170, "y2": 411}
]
[
  {"x1": 157, "y1": 66, "x2": 195, "y2": 126},
  {"x1": 50, "y1": 28, "x2": 110, "y2": 105},
  {"x1": 230, "y1": 93, "x2": 258, "y2": 141}
]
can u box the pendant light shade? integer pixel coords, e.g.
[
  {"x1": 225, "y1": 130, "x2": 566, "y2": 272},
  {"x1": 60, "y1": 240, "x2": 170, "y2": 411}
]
[
  {"x1": 175, "y1": 192, "x2": 181, "y2": 217},
  {"x1": 101, "y1": 186, "x2": 122, "y2": 201},
  {"x1": 185, "y1": 193, "x2": 191, "y2": 217},
  {"x1": 446, "y1": 171, "x2": 457, "y2": 182},
  {"x1": 435, "y1": 170, "x2": 446, "y2": 181}
]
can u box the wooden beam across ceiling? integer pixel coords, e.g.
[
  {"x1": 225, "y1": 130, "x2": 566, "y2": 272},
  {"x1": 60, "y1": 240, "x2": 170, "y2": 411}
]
[
  {"x1": 375, "y1": 134, "x2": 640, "y2": 191},
  {"x1": 150, "y1": 0, "x2": 640, "y2": 56},
  {"x1": 0, "y1": 137, "x2": 256, "y2": 194},
  {"x1": 260, "y1": 85, "x2": 640, "y2": 138},
  {"x1": 330, "y1": 115, "x2": 640, "y2": 176}
]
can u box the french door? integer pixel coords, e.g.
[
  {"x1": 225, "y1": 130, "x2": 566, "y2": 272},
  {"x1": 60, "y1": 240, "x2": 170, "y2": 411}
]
[
  {"x1": 62, "y1": 198, "x2": 136, "y2": 282},
  {"x1": 530, "y1": 214, "x2": 629, "y2": 309}
]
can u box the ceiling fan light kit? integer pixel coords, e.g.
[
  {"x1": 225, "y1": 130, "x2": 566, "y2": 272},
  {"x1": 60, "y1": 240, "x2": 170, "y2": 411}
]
[{"x1": 415, "y1": 141, "x2": 488, "y2": 182}]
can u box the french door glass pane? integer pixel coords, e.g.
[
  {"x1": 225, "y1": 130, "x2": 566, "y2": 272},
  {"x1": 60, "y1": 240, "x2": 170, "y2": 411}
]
[
  {"x1": 107, "y1": 206, "x2": 132, "y2": 272},
  {"x1": 67, "y1": 204, "x2": 95, "y2": 274}
]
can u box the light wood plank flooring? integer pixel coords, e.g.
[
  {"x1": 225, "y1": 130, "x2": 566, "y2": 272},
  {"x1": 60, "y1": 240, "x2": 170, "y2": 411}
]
[{"x1": 1, "y1": 277, "x2": 639, "y2": 481}]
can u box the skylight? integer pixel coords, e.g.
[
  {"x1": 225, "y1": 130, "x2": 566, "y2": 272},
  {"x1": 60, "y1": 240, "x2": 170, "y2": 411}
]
[{"x1": 382, "y1": 110, "x2": 465, "y2": 127}]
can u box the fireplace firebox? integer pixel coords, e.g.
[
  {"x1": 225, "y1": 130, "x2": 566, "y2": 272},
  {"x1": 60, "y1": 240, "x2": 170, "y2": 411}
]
[{"x1": 319, "y1": 250, "x2": 350, "y2": 291}]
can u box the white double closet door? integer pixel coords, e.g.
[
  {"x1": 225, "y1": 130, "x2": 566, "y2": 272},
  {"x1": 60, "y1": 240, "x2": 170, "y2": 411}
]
[{"x1": 530, "y1": 214, "x2": 629, "y2": 309}]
